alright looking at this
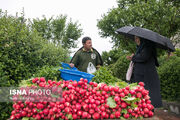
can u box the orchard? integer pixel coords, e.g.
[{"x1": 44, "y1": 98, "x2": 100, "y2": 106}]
[{"x1": 10, "y1": 77, "x2": 154, "y2": 120}]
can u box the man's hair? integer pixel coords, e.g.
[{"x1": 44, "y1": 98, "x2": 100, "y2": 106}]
[{"x1": 82, "y1": 36, "x2": 91, "y2": 44}]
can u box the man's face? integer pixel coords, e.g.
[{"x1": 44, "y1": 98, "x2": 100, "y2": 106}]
[{"x1": 83, "y1": 40, "x2": 92, "y2": 50}]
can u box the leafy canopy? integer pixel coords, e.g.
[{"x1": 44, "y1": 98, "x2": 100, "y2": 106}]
[
  {"x1": 31, "y1": 15, "x2": 83, "y2": 49},
  {"x1": 97, "y1": 0, "x2": 180, "y2": 51}
]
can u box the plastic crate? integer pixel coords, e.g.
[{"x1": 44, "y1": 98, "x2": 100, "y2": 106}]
[
  {"x1": 60, "y1": 62, "x2": 77, "y2": 70},
  {"x1": 59, "y1": 63, "x2": 94, "y2": 82},
  {"x1": 59, "y1": 69, "x2": 94, "y2": 83}
]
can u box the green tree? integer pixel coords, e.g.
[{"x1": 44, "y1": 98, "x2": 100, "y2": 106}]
[
  {"x1": 31, "y1": 15, "x2": 83, "y2": 49},
  {"x1": 0, "y1": 10, "x2": 70, "y2": 119},
  {"x1": 102, "y1": 48, "x2": 129, "y2": 65},
  {"x1": 0, "y1": 10, "x2": 69, "y2": 85},
  {"x1": 97, "y1": 0, "x2": 180, "y2": 51},
  {"x1": 0, "y1": 10, "x2": 34, "y2": 84}
]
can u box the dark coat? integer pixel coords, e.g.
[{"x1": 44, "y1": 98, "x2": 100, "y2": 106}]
[{"x1": 131, "y1": 44, "x2": 162, "y2": 108}]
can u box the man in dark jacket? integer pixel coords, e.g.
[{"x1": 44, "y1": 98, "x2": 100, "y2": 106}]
[{"x1": 69, "y1": 36, "x2": 103, "y2": 74}]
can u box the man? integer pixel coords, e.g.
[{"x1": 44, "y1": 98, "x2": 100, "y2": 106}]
[{"x1": 69, "y1": 36, "x2": 103, "y2": 74}]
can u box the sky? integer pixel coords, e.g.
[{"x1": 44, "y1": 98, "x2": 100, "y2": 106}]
[{"x1": 0, "y1": 0, "x2": 118, "y2": 56}]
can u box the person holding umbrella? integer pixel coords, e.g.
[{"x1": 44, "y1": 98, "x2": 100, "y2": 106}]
[
  {"x1": 126, "y1": 36, "x2": 162, "y2": 108},
  {"x1": 116, "y1": 26, "x2": 175, "y2": 108}
]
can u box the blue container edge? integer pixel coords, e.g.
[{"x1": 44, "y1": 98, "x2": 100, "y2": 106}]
[{"x1": 59, "y1": 69, "x2": 94, "y2": 82}]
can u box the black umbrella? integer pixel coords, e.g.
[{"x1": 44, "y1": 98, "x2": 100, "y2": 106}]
[{"x1": 116, "y1": 26, "x2": 175, "y2": 52}]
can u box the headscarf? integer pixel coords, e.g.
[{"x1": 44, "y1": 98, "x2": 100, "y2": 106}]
[
  {"x1": 135, "y1": 38, "x2": 159, "y2": 67},
  {"x1": 135, "y1": 39, "x2": 145, "y2": 55}
]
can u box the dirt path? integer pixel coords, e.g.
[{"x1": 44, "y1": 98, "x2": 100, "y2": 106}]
[{"x1": 151, "y1": 108, "x2": 180, "y2": 120}]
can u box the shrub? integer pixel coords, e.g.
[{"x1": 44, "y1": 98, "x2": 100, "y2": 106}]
[
  {"x1": 33, "y1": 65, "x2": 62, "y2": 81},
  {"x1": 92, "y1": 66, "x2": 120, "y2": 84},
  {"x1": 0, "y1": 62, "x2": 12, "y2": 87},
  {"x1": 0, "y1": 62, "x2": 14, "y2": 120},
  {"x1": 174, "y1": 48, "x2": 180, "y2": 57},
  {"x1": 102, "y1": 48, "x2": 129, "y2": 65},
  {"x1": 0, "y1": 11, "x2": 69, "y2": 119},
  {"x1": 0, "y1": 11, "x2": 69, "y2": 85},
  {"x1": 110, "y1": 54, "x2": 129, "y2": 81},
  {"x1": 158, "y1": 55, "x2": 180, "y2": 101},
  {"x1": 0, "y1": 102, "x2": 13, "y2": 120}
]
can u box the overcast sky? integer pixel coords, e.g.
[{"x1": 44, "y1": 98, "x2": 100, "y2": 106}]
[{"x1": 0, "y1": 0, "x2": 118, "y2": 55}]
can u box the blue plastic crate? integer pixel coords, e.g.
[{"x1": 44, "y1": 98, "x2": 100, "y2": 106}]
[
  {"x1": 60, "y1": 62, "x2": 77, "y2": 70},
  {"x1": 59, "y1": 68, "x2": 94, "y2": 83}
]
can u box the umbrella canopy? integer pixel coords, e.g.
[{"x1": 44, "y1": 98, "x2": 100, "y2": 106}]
[{"x1": 116, "y1": 26, "x2": 175, "y2": 52}]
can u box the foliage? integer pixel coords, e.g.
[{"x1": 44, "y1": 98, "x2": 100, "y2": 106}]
[
  {"x1": 102, "y1": 48, "x2": 130, "y2": 65},
  {"x1": 92, "y1": 66, "x2": 121, "y2": 84},
  {"x1": 110, "y1": 54, "x2": 130, "y2": 81},
  {"x1": 18, "y1": 79, "x2": 33, "y2": 87},
  {"x1": 174, "y1": 48, "x2": 180, "y2": 57},
  {"x1": 36, "y1": 43, "x2": 69, "y2": 67},
  {"x1": 101, "y1": 48, "x2": 130, "y2": 81},
  {"x1": 0, "y1": 10, "x2": 69, "y2": 84},
  {"x1": 0, "y1": 61, "x2": 11, "y2": 87},
  {"x1": 158, "y1": 55, "x2": 180, "y2": 101},
  {"x1": 0, "y1": 11, "x2": 37, "y2": 84},
  {"x1": 0, "y1": 61, "x2": 13, "y2": 120},
  {"x1": 19, "y1": 65, "x2": 62, "y2": 87},
  {"x1": 0, "y1": 102, "x2": 13, "y2": 120},
  {"x1": 31, "y1": 15, "x2": 83, "y2": 49},
  {"x1": 107, "y1": 97, "x2": 117, "y2": 108},
  {"x1": 33, "y1": 65, "x2": 61, "y2": 81},
  {"x1": 97, "y1": 0, "x2": 180, "y2": 51},
  {"x1": 0, "y1": 10, "x2": 70, "y2": 119}
]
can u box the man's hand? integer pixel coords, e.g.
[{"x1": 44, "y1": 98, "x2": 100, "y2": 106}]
[
  {"x1": 69, "y1": 63, "x2": 74, "y2": 68},
  {"x1": 126, "y1": 53, "x2": 134, "y2": 61}
]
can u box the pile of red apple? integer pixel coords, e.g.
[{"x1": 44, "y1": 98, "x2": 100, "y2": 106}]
[{"x1": 10, "y1": 77, "x2": 154, "y2": 120}]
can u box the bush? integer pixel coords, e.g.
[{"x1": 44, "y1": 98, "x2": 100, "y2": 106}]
[
  {"x1": 38, "y1": 43, "x2": 69, "y2": 66},
  {"x1": 102, "y1": 48, "x2": 129, "y2": 65},
  {"x1": 0, "y1": 62, "x2": 14, "y2": 120},
  {"x1": 174, "y1": 48, "x2": 180, "y2": 57},
  {"x1": 158, "y1": 55, "x2": 180, "y2": 101},
  {"x1": 0, "y1": 62, "x2": 12, "y2": 87},
  {"x1": 0, "y1": 11, "x2": 69, "y2": 119},
  {"x1": 33, "y1": 65, "x2": 62, "y2": 81},
  {"x1": 0, "y1": 102, "x2": 13, "y2": 120},
  {"x1": 92, "y1": 66, "x2": 120, "y2": 84},
  {"x1": 110, "y1": 54, "x2": 129, "y2": 81},
  {"x1": 0, "y1": 12, "x2": 36, "y2": 84},
  {"x1": 0, "y1": 11, "x2": 69, "y2": 85}
]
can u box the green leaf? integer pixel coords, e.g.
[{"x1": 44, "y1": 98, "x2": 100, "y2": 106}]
[
  {"x1": 129, "y1": 83, "x2": 138, "y2": 90},
  {"x1": 122, "y1": 95, "x2": 140, "y2": 102},
  {"x1": 120, "y1": 116, "x2": 126, "y2": 120},
  {"x1": 115, "y1": 81, "x2": 128, "y2": 88},
  {"x1": 131, "y1": 103, "x2": 138, "y2": 108},
  {"x1": 139, "y1": 116, "x2": 143, "y2": 119},
  {"x1": 51, "y1": 94, "x2": 60, "y2": 98},
  {"x1": 66, "y1": 114, "x2": 73, "y2": 120},
  {"x1": 122, "y1": 96, "x2": 135, "y2": 102},
  {"x1": 121, "y1": 109, "x2": 127, "y2": 114},
  {"x1": 29, "y1": 117, "x2": 36, "y2": 120},
  {"x1": 107, "y1": 97, "x2": 117, "y2": 108},
  {"x1": 22, "y1": 117, "x2": 29, "y2": 120},
  {"x1": 36, "y1": 108, "x2": 41, "y2": 113}
]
